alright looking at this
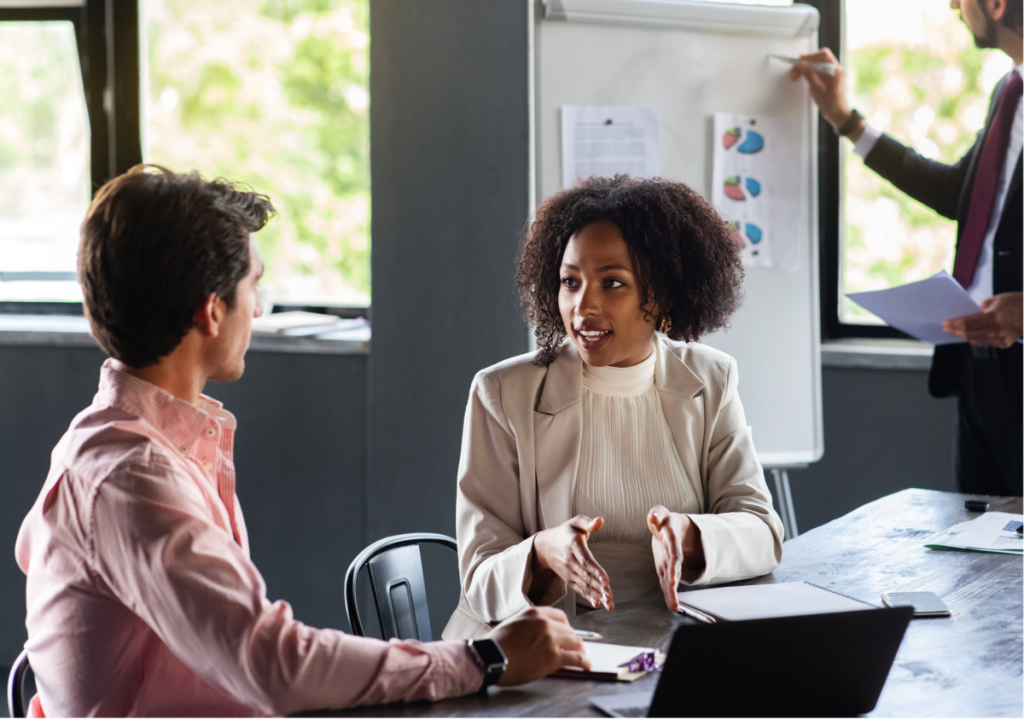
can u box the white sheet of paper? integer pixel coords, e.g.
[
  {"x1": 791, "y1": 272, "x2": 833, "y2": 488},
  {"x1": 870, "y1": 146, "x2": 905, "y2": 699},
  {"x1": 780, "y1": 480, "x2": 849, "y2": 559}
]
[
  {"x1": 561, "y1": 106, "x2": 659, "y2": 189},
  {"x1": 926, "y1": 511, "x2": 1023, "y2": 554},
  {"x1": 846, "y1": 271, "x2": 981, "y2": 345},
  {"x1": 711, "y1": 112, "x2": 801, "y2": 269}
]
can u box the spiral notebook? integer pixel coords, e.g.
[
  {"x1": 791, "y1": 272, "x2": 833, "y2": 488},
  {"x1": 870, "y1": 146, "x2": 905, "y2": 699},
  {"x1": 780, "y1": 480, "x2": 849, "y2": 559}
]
[{"x1": 676, "y1": 581, "x2": 875, "y2": 622}]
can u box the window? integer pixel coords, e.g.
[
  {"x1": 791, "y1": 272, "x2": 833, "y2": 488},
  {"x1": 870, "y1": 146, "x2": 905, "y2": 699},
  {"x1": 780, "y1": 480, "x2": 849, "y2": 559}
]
[
  {"x1": 817, "y1": 0, "x2": 1013, "y2": 338},
  {"x1": 142, "y1": 0, "x2": 370, "y2": 308},
  {"x1": 0, "y1": 0, "x2": 141, "y2": 312},
  {"x1": 0, "y1": 19, "x2": 90, "y2": 303},
  {"x1": 0, "y1": 0, "x2": 370, "y2": 312}
]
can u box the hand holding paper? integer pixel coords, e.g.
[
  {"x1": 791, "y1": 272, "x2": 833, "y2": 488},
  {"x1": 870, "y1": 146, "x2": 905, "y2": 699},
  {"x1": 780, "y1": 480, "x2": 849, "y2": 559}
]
[
  {"x1": 942, "y1": 291, "x2": 1023, "y2": 349},
  {"x1": 846, "y1": 271, "x2": 1006, "y2": 346}
]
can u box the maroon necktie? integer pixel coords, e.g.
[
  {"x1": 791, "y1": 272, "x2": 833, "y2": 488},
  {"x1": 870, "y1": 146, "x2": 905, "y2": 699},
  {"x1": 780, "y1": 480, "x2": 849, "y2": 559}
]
[{"x1": 953, "y1": 71, "x2": 1023, "y2": 289}]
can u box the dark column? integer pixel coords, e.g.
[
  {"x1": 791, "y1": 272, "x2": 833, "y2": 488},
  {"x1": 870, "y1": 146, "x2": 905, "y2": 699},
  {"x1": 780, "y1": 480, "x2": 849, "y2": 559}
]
[{"x1": 368, "y1": 0, "x2": 531, "y2": 543}]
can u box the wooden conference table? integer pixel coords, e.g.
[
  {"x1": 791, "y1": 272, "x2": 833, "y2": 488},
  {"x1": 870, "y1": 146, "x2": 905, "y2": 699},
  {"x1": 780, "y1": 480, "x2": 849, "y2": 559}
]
[{"x1": 322, "y1": 489, "x2": 1023, "y2": 718}]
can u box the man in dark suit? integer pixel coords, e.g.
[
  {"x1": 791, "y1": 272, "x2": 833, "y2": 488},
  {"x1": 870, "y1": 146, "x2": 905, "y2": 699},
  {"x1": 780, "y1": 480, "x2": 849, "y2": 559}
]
[{"x1": 792, "y1": 0, "x2": 1022, "y2": 496}]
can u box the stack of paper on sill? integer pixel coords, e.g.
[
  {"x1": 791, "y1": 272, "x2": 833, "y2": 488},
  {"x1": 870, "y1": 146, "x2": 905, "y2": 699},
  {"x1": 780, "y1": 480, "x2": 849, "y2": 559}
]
[
  {"x1": 925, "y1": 511, "x2": 1023, "y2": 555},
  {"x1": 553, "y1": 642, "x2": 666, "y2": 682},
  {"x1": 251, "y1": 311, "x2": 367, "y2": 338}
]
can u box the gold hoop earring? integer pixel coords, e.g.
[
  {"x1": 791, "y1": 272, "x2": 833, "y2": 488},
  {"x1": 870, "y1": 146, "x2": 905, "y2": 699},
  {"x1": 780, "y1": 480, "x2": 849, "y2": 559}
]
[{"x1": 659, "y1": 315, "x2": 672, "y2": 334}]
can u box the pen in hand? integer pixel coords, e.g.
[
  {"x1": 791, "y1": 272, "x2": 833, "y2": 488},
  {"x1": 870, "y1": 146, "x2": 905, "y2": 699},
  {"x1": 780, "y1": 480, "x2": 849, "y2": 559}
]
[
  {"x1": 770, "y1": 54, "x2": 837, "y2": 76},
  {"x1": 574, "y1": 630, "x2": 603, "y2": 640}
]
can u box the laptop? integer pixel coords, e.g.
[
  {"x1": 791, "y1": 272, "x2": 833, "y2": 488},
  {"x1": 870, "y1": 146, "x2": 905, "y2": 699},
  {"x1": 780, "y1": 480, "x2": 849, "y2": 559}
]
[{"x1": 591, "y1": 606, "x2": 913, "y2": 718}]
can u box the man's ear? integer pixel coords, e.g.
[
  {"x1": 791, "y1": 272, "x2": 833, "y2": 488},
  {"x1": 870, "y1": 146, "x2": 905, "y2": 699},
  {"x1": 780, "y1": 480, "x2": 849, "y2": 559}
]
[
  {"x1": 192, "y1": 292, "x2": 224, "y2": 337},
  {"x1": 990, "y1": 0, "x2": 1007, "y2": 22}
]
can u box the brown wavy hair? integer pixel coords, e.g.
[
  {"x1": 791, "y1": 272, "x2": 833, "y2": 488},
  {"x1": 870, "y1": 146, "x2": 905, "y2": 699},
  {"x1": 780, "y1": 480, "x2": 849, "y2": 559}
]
[
  {"x1": 516, "y1": 175, "x2": 744, "y2": 366},
  {"x1": 80, "y1": 165, "x2": 276, "y2": 368}
]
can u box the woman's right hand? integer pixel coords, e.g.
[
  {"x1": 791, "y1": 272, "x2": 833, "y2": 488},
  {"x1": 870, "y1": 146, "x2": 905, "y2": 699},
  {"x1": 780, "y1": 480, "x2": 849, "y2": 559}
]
[{"x1": 531, "y1": 515, "x2": 614, "y2": 610}]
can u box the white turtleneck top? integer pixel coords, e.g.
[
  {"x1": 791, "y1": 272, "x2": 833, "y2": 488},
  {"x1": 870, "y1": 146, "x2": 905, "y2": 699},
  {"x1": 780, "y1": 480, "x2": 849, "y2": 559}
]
[{"x1": 572, "y1": 345, "x2": 699, "y2": 606}]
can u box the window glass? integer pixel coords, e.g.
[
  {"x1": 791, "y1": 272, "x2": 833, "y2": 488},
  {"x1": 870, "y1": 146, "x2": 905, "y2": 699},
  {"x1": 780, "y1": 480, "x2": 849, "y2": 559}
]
[
  {"x1": 842, "y1": 0, "x2": 1013, "y2": 324},
  {"x1": 143, "y1": 0, "x2": 370, "y2": 306},
  {"x1": 0, "y1": 20, "x2": 90, "y2": 303}
]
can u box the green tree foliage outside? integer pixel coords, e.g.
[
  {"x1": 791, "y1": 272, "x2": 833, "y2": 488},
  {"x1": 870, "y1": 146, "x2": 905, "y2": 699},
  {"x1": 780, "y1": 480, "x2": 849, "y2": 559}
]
[
  {"x1": 842, "y1": 7, "x2": 1012, "y2": 323},
  {"x1": 146, "y1": 0, "x2": 370, "y2": 305}
]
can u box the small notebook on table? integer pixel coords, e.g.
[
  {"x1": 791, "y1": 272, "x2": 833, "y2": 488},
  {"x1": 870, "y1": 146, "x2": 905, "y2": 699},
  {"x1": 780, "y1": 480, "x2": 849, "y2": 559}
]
[
  {"x1": 553, "y1": 641, "x2": 667, "y2": 682},
  {"x1": 676, "y1": 581, "x2": 875, "y2": 622}
]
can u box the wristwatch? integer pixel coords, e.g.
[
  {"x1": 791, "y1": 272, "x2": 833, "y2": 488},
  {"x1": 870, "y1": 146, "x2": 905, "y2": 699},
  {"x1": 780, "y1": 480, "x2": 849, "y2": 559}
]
[
  {"x1": 836, "y1": 108, "x2": 864, "y2": 137},
  {"x1": 467, "y1": 638, "x2": 508, "y2": 690}
]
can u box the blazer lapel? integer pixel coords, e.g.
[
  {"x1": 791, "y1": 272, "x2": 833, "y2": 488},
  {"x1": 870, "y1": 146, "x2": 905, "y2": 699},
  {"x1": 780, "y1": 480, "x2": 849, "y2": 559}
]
[
  {"x1": 534, "y1": 342, "x2": 583, "y2": 530},
  {"x1": 654, "y1": 338, "x2": 708, "y2": 512}
]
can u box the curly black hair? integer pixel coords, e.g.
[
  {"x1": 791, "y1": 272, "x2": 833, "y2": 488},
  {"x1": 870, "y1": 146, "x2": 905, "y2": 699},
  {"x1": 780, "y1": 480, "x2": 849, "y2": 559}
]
[{"x1": 516, "y1": 174, "x2": 744, "y2": 366}]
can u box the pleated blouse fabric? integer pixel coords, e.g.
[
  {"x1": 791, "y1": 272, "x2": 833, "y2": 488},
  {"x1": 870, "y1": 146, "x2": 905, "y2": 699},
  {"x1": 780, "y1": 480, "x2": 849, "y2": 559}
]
[{"x1": 573, "y1": 348, "x2": 698, "y2": 605}]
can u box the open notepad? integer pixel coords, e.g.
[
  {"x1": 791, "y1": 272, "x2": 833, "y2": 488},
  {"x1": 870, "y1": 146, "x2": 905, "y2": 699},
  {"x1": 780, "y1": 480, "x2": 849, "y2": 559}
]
[
  {"x1": 553, "y1": 642, "x2": 667, "y2": 682},
  {"x1": 677, "y1": 581, "x2": 875, "y2": 622}
]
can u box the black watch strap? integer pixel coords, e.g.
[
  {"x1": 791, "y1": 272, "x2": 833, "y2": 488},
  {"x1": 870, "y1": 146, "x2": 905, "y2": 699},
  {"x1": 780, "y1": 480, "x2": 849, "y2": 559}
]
[
  {"x1": 467, "y1": 638, "x2": 508, "y2": 690},
  {"x1": 837, "y1": 108, "x2": 864, "y2": 137}
]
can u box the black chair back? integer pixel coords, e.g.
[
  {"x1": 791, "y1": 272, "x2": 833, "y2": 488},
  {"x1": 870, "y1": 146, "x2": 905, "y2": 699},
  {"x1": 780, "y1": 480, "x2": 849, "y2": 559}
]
[
  {"x1": 344, "y1": 533, "x2": 458, "y2": 642},
  {"x1": 7, "y1": 649, "x2": 30, "y2": 718}
]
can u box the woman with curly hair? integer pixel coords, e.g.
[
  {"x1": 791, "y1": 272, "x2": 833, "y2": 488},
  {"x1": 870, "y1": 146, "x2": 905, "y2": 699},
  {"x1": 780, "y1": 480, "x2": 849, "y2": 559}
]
[{"x1": 442, "y1": 175, "x2": 784, "y2": 640}]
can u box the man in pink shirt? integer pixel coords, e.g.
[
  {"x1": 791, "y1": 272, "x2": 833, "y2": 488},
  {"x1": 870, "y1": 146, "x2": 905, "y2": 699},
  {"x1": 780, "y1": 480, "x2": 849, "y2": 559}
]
[{"x1": 15, "y1": 165, "x2": 588, "y2": 717}]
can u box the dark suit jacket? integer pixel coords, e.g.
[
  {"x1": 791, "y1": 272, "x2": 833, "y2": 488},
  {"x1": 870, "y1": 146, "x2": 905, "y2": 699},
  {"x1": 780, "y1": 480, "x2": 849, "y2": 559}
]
[{"x1": 863, "y1": 71, "x2": 1023, "y2": 399}]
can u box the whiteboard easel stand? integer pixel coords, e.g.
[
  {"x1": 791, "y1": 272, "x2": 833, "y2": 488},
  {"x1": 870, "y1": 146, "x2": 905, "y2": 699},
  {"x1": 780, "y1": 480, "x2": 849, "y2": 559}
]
[{"x1": 768, "y1": 466, "x2": 803, "y2": 540}]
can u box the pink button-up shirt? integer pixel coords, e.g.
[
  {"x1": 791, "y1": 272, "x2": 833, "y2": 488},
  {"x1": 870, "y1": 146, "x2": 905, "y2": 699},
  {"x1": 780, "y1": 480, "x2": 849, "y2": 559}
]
[{"x1": 15, "y1": 360, "x2": 482, "y2": 717}]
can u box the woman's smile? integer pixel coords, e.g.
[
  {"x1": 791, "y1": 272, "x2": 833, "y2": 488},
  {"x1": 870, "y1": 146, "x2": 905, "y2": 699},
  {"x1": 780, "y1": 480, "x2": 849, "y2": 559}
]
[{"x1": 574, "y1": 322, "x2": 613, "y2": 350}]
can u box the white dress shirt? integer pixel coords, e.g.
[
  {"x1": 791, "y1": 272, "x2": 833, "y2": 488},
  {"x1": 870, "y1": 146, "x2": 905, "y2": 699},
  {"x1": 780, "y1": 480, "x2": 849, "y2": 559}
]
[{"x1": 854, "y1": 64, "x2": 1023, "y2": 304}]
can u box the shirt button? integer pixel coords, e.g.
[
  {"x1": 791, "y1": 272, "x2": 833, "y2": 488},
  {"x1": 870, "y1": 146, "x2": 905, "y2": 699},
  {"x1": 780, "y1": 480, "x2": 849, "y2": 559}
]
[
  {"x1": 204, "y1": 461, "x2": 214, "y2": 470},
  {"x1": 205, "y1": 427, "x2": 218, "y2": 437},
  {"x1": 179, "y1": 445, "x2": 189, "y2": 455}
]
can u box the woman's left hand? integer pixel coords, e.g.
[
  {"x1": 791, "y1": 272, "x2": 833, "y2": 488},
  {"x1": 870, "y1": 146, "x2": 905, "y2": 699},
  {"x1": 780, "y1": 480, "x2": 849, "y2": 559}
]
[{"x1": 647, "y1": 506, "x2": 704, "y2": 612}]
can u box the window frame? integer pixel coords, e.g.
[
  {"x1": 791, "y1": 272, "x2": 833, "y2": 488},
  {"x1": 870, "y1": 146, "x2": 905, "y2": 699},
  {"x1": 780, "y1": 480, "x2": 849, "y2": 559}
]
[
  {"x1": 0, "y1": 0, "x2": 142, "y2": 315},
  {"x1": 805, "y1": 0, "x2": 913, "y2": 341}
]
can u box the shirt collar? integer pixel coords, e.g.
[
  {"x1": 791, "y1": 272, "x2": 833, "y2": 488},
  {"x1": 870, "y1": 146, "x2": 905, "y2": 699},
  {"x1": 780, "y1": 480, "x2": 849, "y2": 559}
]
[{"x1": 95, "y1": 358, "x2": 234, "y2": 450}]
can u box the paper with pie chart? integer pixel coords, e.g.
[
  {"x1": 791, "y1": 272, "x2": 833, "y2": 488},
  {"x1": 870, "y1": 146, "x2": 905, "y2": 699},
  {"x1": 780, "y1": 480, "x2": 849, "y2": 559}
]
[{"x1": 712, "y1": 112, "x2": 799, "y2": 268}]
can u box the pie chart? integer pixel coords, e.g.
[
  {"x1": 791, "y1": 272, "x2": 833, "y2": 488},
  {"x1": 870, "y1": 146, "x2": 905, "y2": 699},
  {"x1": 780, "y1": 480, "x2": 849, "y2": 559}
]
[
  {"x1": 737, "y1": 130, "x2": 765, "y2": 154},
  {"x1": 722, "y1": 127, "x2": 741, "y2": 150},
  {"x1": 745, "y1": 178, "x2": 762, "y2": 197},
  {"x1": 724, "y1": 176, "x2": 745, "y2": 201},
  {"x1": 745, "y1": 223, "x2": 763, "y2": 244}
]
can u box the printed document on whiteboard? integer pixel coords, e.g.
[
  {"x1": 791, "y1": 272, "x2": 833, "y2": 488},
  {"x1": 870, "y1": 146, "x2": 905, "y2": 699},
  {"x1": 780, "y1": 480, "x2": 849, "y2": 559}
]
[
  {"x1": 561, "y1": 106, "x2": 659, "y2": 189},
  {"x1": 846, "y1": 270, "x2": 983, "y2": 345}
]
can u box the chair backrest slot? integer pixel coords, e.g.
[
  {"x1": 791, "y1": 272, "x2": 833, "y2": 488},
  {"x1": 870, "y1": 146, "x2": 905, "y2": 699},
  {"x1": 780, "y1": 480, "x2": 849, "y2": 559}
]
[{"x1": 344, "y1": 533, "x2": 458, "y2": 644}]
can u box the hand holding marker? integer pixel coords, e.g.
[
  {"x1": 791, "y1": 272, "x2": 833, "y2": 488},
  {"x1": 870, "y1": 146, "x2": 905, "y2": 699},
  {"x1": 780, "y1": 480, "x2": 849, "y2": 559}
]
[{"x1": 770, "y1": 54, "x2": 837, "y2": 76}]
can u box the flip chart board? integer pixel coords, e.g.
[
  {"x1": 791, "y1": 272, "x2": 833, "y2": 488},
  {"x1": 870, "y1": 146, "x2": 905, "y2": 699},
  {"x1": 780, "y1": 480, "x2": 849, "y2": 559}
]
[{"x1": 534, "y1": 0, "x2": 824, "y2": 465}]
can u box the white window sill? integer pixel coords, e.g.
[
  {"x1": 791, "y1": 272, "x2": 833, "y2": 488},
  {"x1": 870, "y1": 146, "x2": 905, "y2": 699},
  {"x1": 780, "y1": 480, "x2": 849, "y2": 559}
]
[
  {"x1": 821, "y1": 338, "x2": 932, "y2": 371},
  {"x1": 0, "y1": 315, "x2": 369, "y2": 355}
]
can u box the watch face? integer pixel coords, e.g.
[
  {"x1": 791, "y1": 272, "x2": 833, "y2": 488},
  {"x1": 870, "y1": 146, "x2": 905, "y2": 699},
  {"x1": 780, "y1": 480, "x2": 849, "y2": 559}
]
[{"x1": 472, "y1": 638, "x2": 507, "y2": 668}]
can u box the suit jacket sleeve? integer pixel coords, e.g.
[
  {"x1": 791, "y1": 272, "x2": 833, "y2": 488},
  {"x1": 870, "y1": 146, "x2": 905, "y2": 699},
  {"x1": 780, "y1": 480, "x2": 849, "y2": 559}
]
[
  {"x1": 455, "y1": 371, "x2": 566, "y2": 624},
  {"x1": 682, "y1": 357, "x2": 785, "y2": 586},
  {"x1": 863, "y1": 131, "x2": 978, "y2": 219}
]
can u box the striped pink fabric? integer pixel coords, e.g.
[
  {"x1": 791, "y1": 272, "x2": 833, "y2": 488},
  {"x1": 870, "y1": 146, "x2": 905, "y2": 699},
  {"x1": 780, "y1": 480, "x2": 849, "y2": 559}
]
[{"x1": 15, "y1": 359, "x2": 482, "y2": 717}]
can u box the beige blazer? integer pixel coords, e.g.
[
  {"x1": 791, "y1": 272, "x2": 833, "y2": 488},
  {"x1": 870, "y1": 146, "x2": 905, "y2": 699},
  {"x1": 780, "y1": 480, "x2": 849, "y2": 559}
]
[{"x1": 441, "y1": 337, "x2": 784, "y2": 640}]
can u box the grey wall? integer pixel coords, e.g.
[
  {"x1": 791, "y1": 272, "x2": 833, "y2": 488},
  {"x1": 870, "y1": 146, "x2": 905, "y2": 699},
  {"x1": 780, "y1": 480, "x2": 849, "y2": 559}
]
[
  {"x1": 367, "y1": 0, "x2": 532, "y2": 543},
  {"x1": 0, "y1": 345, "x2": 368, "y2": 672}
]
